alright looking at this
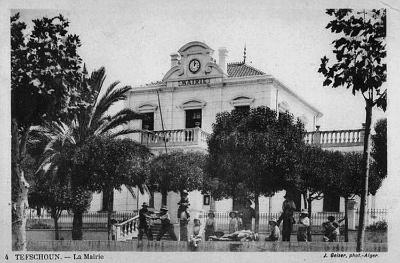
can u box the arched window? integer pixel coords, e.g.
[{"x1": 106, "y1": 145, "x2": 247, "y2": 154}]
[
  {"x1": 137, "y1": 103, "x2": 158, "y2": 113},
  {"x1": 230, "y1": 96, "x2": 254, "y2": 107},
  {"x1": 137, "y1": 103, "x2": 158, "y2": 131},
  {"x1": 180, "y1": 99, "x2": 206, "y2": 128},
  {"x1": 179, "y1": 99, "x2": 206, "y2": 110}
]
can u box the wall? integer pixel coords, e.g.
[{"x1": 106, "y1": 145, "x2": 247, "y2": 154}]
[
  {"x1": 127, "y1": 81, "x2": 273, "y2": 134},
  {"x1": 26, "y1": 239, "x2": 387, "y2": 252},
  {"x1": 274, "y1": 84, "x2": 319, "y2": 132},
  {"x1": 26, "y1": 229, "x2": 108, "y2": 241}
]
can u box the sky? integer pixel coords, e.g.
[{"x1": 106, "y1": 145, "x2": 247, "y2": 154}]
[{"x1": 11, "y1": 0, "x2": 388, "y2": 130}]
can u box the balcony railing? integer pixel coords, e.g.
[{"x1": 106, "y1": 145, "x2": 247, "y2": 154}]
[
  {"x1": 138, "y1": 127, "x2": 363, "y2": 149},
  {"x1": 140, "y1": 128, "x2": 209, "y2": 149},
  {"x1": 305, "y1": 127, "x2": 364, "y2": 148}
]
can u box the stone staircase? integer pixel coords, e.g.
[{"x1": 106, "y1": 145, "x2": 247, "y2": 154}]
[{"x1": 115, "y1": 215, "x2": 176, "y2": 241}]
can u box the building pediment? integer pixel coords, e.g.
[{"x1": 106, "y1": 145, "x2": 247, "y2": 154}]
[{"x1": 162, "y1": 41, "x2": 226, "y2": 85}]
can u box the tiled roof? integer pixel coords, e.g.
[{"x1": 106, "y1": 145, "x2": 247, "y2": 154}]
[{"x1": 227, "y1": 62, "x2": 265, "y2": 78}]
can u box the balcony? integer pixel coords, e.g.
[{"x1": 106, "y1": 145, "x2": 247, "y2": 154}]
[
  {"x1": 304, "y1": 127, "x2": 364, "y2": 149},
  {"x1": 139, "y1": 127, "x2": 209, "y2": 150},
  {"x1": 137, "y1": 127, "x2": 364, "y2": 151}
]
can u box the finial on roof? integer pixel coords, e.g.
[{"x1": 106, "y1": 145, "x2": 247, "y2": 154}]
[{"x1": 242, "y1": 44, "x2": 247, "y2": 64}]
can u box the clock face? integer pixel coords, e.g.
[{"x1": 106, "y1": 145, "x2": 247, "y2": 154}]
[{"x1": 189, "y1": 59, "x2": 201, "y2": 73}]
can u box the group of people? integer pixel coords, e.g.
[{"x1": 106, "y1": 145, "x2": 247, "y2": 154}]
[
  {"x1": 265, "y1": 193, "x2": 343, "y2": 242},
  {"x1": 135, "y1": 191, "x2": 343, "y2": 244},
  {"x1": 137, "y1": 190, "x2": 193, "y2": 242}
]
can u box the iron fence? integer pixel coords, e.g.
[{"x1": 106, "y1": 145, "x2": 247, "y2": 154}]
[
  {"x1": 355, "y1": 208, "x2": 387, "y2": 227},
  {"x1": 199, "y1": 209, "x2": 387, "y2": 232},
  {"x1": 28, "y1": 209, "x2": 137, "y2": 229}
]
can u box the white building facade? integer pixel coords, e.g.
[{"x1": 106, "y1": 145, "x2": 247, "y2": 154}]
[{"x1": 89, "y1": 41, "x2": 381, "y2": 223}]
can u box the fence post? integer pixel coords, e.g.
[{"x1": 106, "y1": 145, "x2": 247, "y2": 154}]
[{"x1": 347, "y1": 199, "x2": 357, "y2": 230}]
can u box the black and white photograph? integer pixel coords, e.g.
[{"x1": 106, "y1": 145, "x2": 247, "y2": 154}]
[{"x1": 1, "y1": 0, "x2": 400, "y2": 261}]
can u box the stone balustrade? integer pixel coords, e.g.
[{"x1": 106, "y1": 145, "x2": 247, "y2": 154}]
[
  {"x1": 115, "y1": 215, "x2": 139, "y2": 241},
  {"x1": 305, "y1": 127, "x2": 364, "y2": 148},
  {"x1": 139, "y1": 127, "x2": 363, "y2": 150},
  {"x1": 140, "y1": 128, "x2": 209, "y2": 149}
]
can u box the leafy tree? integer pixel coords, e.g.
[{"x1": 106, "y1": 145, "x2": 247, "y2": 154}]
[
  {"x1": 11, "y1": 13, "x2": 87, "y2": 250},
  {"x1": 206, "y1": 107, "x2": 305, "y2": 232},
  {"x1": 150, "y1": 151, "x2": 206, "y2": 206},
  {"x1": 293, "y1": 145, "x2": 335, "y2": 241},
  {"x1": 73, "y1": 136, "x2": 151, "y2": 239},
  {"x1": 36, "y1": 67, "x2": 143, "y2": 239},
  {"x1": 328, "y1": 149, "x2": 386, "y2": 242},
  {"x1": 318, "y1": 9, "x2": 386, "y2": 251},
  {"x1": 371, "y1": 118, "x2": 387, "y2": 180}
]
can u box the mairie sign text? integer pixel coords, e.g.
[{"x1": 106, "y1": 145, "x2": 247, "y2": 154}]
[{"x1": 179, "y1": 78, "x2": 210, "y2": 86}]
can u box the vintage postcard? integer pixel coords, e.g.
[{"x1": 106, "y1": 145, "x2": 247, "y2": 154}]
[{"x1": 1, "y1": 0, "x2": 399, "y2": 262}]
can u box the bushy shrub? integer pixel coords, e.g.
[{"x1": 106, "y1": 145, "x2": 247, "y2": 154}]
[
  {"x1": 366, "y1": 220, "x2": 387, "y2": 231},
  {"x1": 28, "y1": 222, "x2": 52, "y2": 229}
]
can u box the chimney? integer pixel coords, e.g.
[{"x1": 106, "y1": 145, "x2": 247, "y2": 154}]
[
  {"x1": 218, "y1": 47, "x2": 228, "y2": 73},
  {"x1": 170, "y1": 52, "x2": 179, "y2": 68}
]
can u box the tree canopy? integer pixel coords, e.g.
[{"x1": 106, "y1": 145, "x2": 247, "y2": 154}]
[
  {"x1": 74, "y1": 136, "x2": 151, "y2": 193},
  {"x1": 150, "y1": 151, "x2": 206, "y2": 205},
  {"x1": 206, "y1": 107, "x2": 305, "y2": 201},
  {"x1": 11, "y1": 13, "x2": 87, "y2": 128},
  {"x1": 206, "y1": 106, "x2": 305, "y2": 232},
  {"x1": 371, "y1": 118, "x2": 387, "y2": 180},
  {"x1": 318, "y1": 9, "x2": 386, "y2": 111}
]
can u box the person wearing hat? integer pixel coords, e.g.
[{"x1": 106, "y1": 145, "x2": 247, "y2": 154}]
[
  {"x1": 178, "y1": 202, "x2": 190, "y2": 241},
  {"x1": 241, "y1": 200, "x2": 256, "y2": 231},
  {"x1": 297, "y1": 209, "x2": 310, "y2": 242},
  {"x1": 177, "y1": 190, "x2": 190, "y2": 218},
  {"x1": 265, "y1": 218, "x2": 280, "y2": 241},
  {"x1": 277, "y1": 192, "x2": 296, "y2": 241},
  {"x1": 228, "y1": 211, "x2": 239, "y2": 234},
  {"x1": 322, "y1": 215, "x2": 344, "y2": 242},
  {"x1": 156, "y1": 205, "x2": 177, "y2": 241},
  {"x1": 204, "y1": 211, "x2": 216, "y2": 241},
  {"x1": 138, "y1": 202, "x2": 153, "y2": 241}
]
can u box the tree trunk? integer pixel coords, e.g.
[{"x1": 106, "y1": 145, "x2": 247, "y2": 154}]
[
  {"x1": 11, "y1": 119, "x2": 29, "y2": 251},
  {"x1": 307, "y1": 196, "x2": 312, "y2": 242},
  {"x1": 210, "y1": 195, "x2": 216, "y2": 211},
  {"x1": 72, "y1": 210, "x2": 83, "y2": 240},
  {"x1": 344, "y1": 197, "x2": 349, "y2": 242},
  {"x1": 254, "y1": 194, "x2": 260, "y2": 233},
  {"x1": 161, "y1": 189, "x2": 167, "y2": 206},
  {"x1": 357, "y1": 102, "x2": 373, "y2": 252},
  {"x1": 107, "y1": 187, "x2": 113, "y2": 240},
  {"x1": 53, "y1": 214, "x2": 60, "y2": 240}
]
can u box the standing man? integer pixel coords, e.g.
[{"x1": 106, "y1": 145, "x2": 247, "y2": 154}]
[
  {"x1": 177, "y1": 190, "x2": 189, "y2": 218},
  {"x1": 138, "y1": 202, "x2": 153, "y2": 241},
  {"x1": 277, "y1": 193, "x2": 296, "y2": 241},
  {"x1": 156, "y1": 206, "x2": 177, "y2": 241},
  {"x1": 178, "y1": 203, "x2": 190, "y2": 241},
  {"x1": 241, "y1": 200, "x2": 255, "y2": 231}
]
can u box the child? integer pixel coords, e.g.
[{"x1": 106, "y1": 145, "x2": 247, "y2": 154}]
[
  {"x1": 189, "y1": 219, "x2": 202, "y2": 249},
  {"x1": 265, "y1": 218, "x2": 280, "y2": 241},
  {"x1": 204, "y1": 211, "x2": 216, "y2": 241},
  {"x1": 228, "y1": 211, "x2": 239, "y2": 234},
  {"x1": 297, "y1": 209, "x2": 310, "y2": 242}
]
